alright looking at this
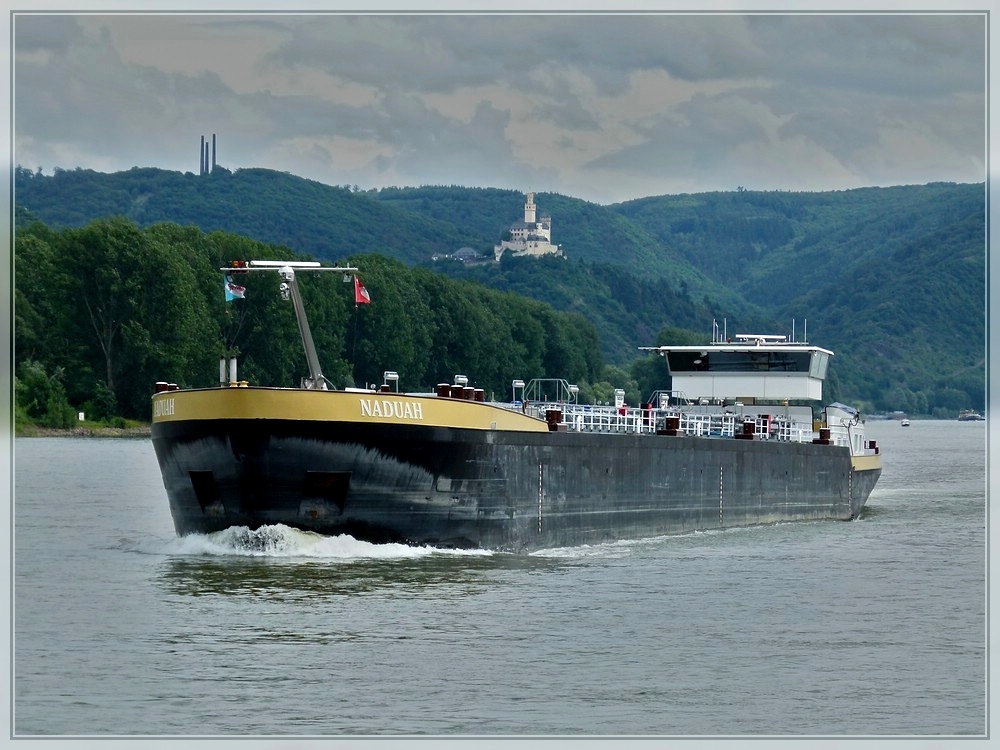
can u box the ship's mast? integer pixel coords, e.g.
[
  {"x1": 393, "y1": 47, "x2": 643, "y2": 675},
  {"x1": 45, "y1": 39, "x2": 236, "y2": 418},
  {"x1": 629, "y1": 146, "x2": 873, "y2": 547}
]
[
  {"x1": 223, "y1": 260, "x2": 360, "y2": 390},
  {"x1": 283, "y1": 265, "x2": 326, "y2": 388}
]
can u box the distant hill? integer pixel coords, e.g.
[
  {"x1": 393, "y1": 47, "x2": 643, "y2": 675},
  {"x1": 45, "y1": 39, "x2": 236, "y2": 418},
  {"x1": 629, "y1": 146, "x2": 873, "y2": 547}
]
[
  {"x1": 13, "y1": 166, "x2": 469, "y2": 266},
  {"x1": 11, "y1": 167, "x2": 758, "y2": 305},
  {"x1": 609, "y1": 183, "x2": 986, "y2": 411},
  {"x1": 12, "y1": 166, "x2": 760, "y2": 365},
  {"x1": 612, "y1": 182, "x2": 984, "y2": 306},
  {"x1": 13, "y1": 165, "x2": 986, "y2": 413}
]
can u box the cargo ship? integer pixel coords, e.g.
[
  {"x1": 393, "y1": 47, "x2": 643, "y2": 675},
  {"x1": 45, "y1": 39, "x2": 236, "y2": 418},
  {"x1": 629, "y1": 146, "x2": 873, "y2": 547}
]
[{"x1": 150, "y1": 261, "x2": 882, "y2": 553}]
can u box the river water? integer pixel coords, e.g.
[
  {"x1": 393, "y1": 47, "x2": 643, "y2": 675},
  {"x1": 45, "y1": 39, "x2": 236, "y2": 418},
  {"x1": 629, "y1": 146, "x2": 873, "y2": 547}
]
[{"x1": 9, "y1": 419, "x2": 988, "y2": 746}]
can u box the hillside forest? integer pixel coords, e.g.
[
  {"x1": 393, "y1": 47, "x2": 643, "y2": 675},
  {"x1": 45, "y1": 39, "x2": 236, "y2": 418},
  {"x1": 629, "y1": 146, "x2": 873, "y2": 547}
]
[
  {"x1": 14, "y1": 218, "x2": 624, "y2": 428},
  {"x1": 12, "y1": 167, "x2": 986, "y2": 427}
]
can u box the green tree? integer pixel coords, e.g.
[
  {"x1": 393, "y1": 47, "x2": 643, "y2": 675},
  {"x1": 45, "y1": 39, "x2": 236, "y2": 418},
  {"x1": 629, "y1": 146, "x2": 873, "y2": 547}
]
[
  {"x1": 630, "y1": 353, "x2": 670, "y2": 404},
  {"x1": 14, "y1": 360, "x2": 77, "y2": 428},
  {"x1": 59, "y1": 217, "x2": 147, "y2": 403},
  {"x1": 79, "y1": 380, "x2": 117, "y2": 422},
  {"x1": 346, "y1": 255, "x2": 435, "y2": 389}
]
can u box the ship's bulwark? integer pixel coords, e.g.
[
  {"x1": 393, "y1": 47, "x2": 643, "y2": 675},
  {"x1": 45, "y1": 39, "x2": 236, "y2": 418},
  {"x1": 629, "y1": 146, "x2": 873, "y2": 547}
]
[{"x1": 152, "y1": 418, "x2": 880, "y2": 553}]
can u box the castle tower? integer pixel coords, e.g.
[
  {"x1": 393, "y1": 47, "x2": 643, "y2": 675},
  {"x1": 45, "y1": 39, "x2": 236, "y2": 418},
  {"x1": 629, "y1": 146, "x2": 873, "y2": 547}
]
[{"x1": 524, "y1": 192, "x2": 536, "y2": 224}]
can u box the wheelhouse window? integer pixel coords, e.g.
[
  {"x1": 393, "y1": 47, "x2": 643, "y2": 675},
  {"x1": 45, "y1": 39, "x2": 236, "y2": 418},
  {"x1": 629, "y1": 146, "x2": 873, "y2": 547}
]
[
  {"x1": 666, "y1": 350, "x2": 815, "y2": 373},
  {"x1": 809, "y1": 352, "x2": 829, "y2": 379}
]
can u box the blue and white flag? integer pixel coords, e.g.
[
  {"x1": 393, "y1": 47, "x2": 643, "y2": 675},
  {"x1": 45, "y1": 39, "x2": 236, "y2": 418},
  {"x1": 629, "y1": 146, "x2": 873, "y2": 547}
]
[{"x1": 224, "y1": 274, "x2": 246, "y2": 302}]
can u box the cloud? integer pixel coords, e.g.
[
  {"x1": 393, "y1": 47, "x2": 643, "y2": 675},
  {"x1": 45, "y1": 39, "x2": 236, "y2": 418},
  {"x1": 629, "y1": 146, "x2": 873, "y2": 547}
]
[
  {"x1": 12, "y1": 12, "x2": 987, "y2": 203},
  {"x1": 748, "y1": 15, "x2": 984, "y2": 97},
  {"x1": 14, "y1": 13, "x2": 82, "y2": 53}
]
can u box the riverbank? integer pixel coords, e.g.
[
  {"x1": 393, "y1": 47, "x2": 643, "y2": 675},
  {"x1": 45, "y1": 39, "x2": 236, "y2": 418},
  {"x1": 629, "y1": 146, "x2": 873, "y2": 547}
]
[{"x1": 16, "y1": 424, "x2": 152, "y2": 438}]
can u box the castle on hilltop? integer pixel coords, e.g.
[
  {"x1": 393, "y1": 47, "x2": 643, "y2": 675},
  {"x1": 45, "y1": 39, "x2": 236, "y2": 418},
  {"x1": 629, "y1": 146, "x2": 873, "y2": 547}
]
[{"x1": 493, "y1": 192, "x2": 563, "y2": 261}]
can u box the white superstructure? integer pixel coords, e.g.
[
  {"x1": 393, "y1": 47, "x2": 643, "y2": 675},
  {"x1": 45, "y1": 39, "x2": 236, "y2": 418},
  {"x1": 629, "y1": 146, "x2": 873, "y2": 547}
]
[{"x1": 645, "y1": 334, "x2": 832, "y2": 402}]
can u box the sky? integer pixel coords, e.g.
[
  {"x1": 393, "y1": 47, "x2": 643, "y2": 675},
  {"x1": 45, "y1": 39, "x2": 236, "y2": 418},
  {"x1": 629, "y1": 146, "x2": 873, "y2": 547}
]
[{"x1": 10, "y1": 9, "x2": 989, "y2": 205}]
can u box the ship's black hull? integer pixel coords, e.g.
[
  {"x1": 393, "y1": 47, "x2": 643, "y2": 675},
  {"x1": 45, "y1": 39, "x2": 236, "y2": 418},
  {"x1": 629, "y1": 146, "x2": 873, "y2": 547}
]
[{"x1": 152, "y1": 418, "x2": 881, "y2": 553}]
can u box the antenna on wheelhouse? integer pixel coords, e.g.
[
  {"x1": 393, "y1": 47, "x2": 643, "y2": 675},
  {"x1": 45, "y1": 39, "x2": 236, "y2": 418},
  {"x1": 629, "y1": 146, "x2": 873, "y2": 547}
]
[{"x1": 711, "y1": 318, "x2": 729, "y2": 343}]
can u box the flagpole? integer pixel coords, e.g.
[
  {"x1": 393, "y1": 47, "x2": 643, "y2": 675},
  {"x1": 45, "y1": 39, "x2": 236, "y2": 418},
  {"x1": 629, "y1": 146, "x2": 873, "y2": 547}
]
[
  {"x1": 352, "y1": 304, "x2": 360, "y2": 363},
  {"x1": 350, "y1": 274, "x2": 370, "y2": 365}
]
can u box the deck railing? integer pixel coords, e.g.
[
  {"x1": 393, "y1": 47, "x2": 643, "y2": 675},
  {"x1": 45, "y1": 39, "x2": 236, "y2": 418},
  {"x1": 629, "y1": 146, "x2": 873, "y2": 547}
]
[
  {"x1": 513, "y1": 402, "x2": 813, "y2": 442},
  {"x1": 497, "y1": 399, "x2": 876, "y2": 456}
]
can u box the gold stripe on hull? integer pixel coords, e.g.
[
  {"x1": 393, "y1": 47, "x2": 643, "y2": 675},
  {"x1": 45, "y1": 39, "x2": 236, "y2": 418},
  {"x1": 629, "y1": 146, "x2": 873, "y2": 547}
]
[
  {"x1": 151, "y1": 387, "x2": 550, "y2": 432},
  {"x1": 851, "y1": 454, "x2": 882, "y2": 472}
]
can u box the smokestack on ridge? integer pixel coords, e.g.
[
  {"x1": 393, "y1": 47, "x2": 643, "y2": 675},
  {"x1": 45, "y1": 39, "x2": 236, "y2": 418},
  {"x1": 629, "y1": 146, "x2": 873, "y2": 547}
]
[
  {"x1": 212, "y1": 133, "x2": 216, "y2": 172},
  {"x1": 200, "y1": 135, "x2": 205, "y2": 175}
]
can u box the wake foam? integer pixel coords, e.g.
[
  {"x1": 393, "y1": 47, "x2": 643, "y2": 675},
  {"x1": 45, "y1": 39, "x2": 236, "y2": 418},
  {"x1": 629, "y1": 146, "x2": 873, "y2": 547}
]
[
  {"x1": 530, "y1": 523, "x2": 785, "y2": 558},
  {"x1": 164, "y1": 524, "x2": 492, "y2": 560}
]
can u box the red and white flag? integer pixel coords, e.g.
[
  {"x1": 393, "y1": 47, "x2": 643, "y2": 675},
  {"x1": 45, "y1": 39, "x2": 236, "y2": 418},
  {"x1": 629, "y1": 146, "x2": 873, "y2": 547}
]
[{"x1": 354, "y1": 275, "x2": 371, "y2": 305}]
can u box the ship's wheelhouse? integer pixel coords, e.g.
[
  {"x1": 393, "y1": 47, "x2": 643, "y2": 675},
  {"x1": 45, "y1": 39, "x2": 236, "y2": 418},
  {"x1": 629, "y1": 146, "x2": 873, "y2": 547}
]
[{"x1": 647, "y1": 340, "x2": 832, "y2": 402}]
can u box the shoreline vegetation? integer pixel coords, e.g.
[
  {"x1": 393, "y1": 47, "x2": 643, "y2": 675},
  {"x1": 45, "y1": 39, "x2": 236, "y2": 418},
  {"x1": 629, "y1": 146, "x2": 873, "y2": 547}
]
[{"x1": 16, "y1": 423, "x2": 152, "y2": 438}]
